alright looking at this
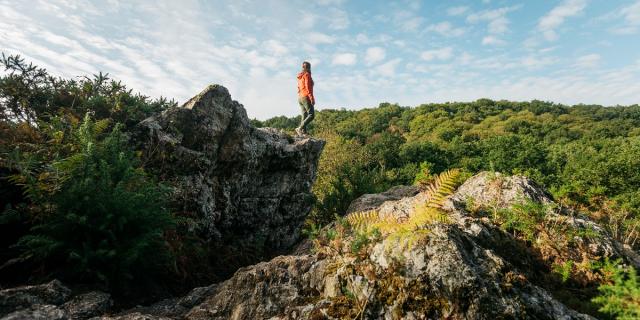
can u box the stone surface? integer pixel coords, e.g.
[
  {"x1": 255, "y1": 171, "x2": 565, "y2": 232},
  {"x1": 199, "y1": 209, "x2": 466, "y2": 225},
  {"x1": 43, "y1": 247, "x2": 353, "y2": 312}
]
[
  {"x1": 0, "y1": 281, "x2": 114, "y2": 320},
  {"x1": 346, "y1": 185, "x2": 420, "y2": 214},
  {"x1": 443, "y1": 171, "x2": 554, "y2": 213},
  {"x1": 134, "y1": 84, "x2": 324, "y2": 269},
  {"x1": 0, "y1": 280, "x2": 71, "y2": 317},
  {"x1": 2, "y1": 304, "x2": 67, "y2": 320},
  {"x1": 63, "y1": 291, "x2": 112, "y2": 320}
]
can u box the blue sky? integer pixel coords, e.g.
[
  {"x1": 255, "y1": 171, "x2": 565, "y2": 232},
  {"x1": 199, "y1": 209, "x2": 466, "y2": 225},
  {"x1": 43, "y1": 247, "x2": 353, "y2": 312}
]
[{"x1": 1, "y1": 0, "x2": 639, "y2": 119}]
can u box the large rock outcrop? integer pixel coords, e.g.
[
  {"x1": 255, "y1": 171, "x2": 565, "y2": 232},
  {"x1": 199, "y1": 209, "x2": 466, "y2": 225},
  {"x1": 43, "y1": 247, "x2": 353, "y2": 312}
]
[
  {"x1": 134, "y1": 85, "x2": 324, "y2": 270},
  {"x1": 85, "y1": 171, "x2": 636, "y2": 319}
]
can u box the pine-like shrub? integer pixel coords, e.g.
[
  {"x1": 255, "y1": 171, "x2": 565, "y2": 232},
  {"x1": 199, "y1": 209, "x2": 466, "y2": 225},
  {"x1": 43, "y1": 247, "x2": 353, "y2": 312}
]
[
  {"x1": 592, "y1": 260, "x2": 640, "y2": 319},
  {"x1": 16, "y1": 114, "x2": 175, "y2": 290}
]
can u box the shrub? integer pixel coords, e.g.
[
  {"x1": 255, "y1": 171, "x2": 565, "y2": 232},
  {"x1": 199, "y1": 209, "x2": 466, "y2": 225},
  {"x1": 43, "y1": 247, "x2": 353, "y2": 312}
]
[
  {"x1": 14, "y1": 115, "x2": 175, "y2": 291},
  {"x1": 592, "y1": 260, "x2": 640, "y2": 319}
]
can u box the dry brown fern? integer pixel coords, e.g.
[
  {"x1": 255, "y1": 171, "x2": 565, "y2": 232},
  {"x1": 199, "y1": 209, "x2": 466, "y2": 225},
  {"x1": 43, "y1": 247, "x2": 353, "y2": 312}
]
[{"x1": 345, "y1": 169, "x2": 462, "y2": 236}]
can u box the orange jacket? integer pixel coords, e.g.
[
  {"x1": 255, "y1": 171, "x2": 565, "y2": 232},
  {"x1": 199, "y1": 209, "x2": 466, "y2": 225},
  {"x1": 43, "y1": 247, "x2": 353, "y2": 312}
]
[{"x1": 297, "y1": 71, "x2": 314, "y2": 104}]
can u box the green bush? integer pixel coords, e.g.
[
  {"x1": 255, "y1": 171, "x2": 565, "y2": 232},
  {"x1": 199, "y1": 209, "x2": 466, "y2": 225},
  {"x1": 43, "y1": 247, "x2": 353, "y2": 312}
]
[
  {"x1": 592, "y1": 260, "x2": 640, "y2": 319},
  {"x1": 15, "y1": 115, "x2": 175, "y2": 290}
]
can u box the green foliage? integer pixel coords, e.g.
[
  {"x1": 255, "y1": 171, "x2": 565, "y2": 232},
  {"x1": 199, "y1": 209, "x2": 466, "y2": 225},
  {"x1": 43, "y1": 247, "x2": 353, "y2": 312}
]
[
  {"x1": 308, "y1": 131, "x2": 390, "y2": 226},
  {"x1": 553, "y1": 260, "x2": 575, "y2": 283},
  {"x1": 350, "y1": 228, "x2": 381, "y2": 255},
  {"x1": 592, "y1": 260, "x2": 640, "y2": 319},
  {"x1": 494, "y1": 200, "x2": 550, "y2": 241},
  {"x1": 12, "y1": 114, "x2": 175, "y2": 291},
  {"x1": 413, "y1": 162, "x2": 434, "y2": 187}
]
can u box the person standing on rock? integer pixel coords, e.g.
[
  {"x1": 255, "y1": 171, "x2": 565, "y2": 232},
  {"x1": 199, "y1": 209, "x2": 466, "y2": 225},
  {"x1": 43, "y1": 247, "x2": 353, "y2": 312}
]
[{"x1": 296, "y1": 61, "x2": 315, "y2": 136}]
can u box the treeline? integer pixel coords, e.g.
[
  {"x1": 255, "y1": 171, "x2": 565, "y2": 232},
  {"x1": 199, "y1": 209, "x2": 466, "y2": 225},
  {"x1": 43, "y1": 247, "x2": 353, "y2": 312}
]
[{"x1": 254, "y1": 99, "x2": 640, "y2": 251}]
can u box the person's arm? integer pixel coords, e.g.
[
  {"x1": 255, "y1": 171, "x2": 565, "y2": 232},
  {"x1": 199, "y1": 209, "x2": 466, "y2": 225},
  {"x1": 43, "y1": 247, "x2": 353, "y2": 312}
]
[{"x1": 305, "y1": 73, "x2": 315, "y2": 105}]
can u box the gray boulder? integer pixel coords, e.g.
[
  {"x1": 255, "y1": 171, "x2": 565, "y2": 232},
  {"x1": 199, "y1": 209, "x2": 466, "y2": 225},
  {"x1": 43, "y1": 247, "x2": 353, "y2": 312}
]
[
  {"x1": 2, "y1": 304, "x2": 67, "y2": 320},
  {"x1": 0, "y1": 280, "x2": 112, "y2": 320},
  {"x1": 63, "y1": 291, "x2": 112, "y2": 320},
  {"x1": 0, "y1": 280, "x2": 70, "y2": 317},
  {"x1": 134, "y1": 84, "x2": 324, "y2": 272}
]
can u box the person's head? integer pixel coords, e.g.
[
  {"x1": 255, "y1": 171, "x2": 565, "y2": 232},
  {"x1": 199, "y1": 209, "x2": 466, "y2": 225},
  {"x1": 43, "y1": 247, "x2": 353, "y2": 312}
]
[{"x1": 302, "y1": 61, "x2": 311, "y2": 72}]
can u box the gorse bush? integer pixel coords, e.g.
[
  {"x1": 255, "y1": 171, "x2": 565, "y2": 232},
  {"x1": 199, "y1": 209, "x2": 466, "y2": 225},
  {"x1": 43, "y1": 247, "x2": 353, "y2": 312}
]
[{"x1": 13, "y1": 114, "x2": 175, "y2": 290}]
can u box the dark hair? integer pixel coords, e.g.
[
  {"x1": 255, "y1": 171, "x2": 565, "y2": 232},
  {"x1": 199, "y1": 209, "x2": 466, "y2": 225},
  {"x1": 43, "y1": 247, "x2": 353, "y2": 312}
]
[{"x1": 302, "y1": 61, "x2": 311, "y2": 72}]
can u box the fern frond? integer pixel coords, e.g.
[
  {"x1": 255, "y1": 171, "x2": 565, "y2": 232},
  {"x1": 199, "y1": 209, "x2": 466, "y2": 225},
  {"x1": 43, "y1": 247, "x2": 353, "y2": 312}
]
[
  {"x1": 423, "y1": 169, "x2": 460, "y2": 209},
  {"x1": 93, "y1": 118, "x2": 111, "y2": 136},
  {"x1": 345, "y1": 169, "x2": 463, "y2": 248},
  {"x1": 346, "y1": 210, "x2": 382, "y2": 231}
]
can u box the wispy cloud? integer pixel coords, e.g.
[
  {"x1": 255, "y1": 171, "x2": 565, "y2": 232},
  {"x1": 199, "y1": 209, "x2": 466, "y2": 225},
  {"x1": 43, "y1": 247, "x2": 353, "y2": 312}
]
[
  {"x1": 482, "y1": 36, "x2": 506, "y2": 46},
  {"x1": 332, "y1": 53, "x2": 357, "y2": 66},
  {"x1": 365, "y1": 47, "x2": 386, "y2": 65},
  {"x1": 467, "y1": 6, "x2": 519, "y2": 45},
  {"x1": 394, "y1": 10, "x2": 424, "y2": 32},
  {"x1": 373, "y1": 58, "x2": 402, "y2": 77},
  {"x1": 574, "y1": 54, "x2": 601, "y2": 68},
  {"x1": 447, "y1": 6, "x2": 469, "y2": 16},
  {"x1": 426, "y1": 22, "x2": 465, "y2": 37},
  {"x1": 605, "y1": 1, "x2": 640, "y2": 34},
  {"x1": 307, "y1": 32, "x2": 336, "y2": 44},
  {"x1": 421, "y1": 47, "x2": 453, "y2": 61},
  {"x1": 538, "y1": 0, "x2": 587, "y2": 41},
  {"x1": 327, "y1": 8, "x2": 350, "y2": 30}
]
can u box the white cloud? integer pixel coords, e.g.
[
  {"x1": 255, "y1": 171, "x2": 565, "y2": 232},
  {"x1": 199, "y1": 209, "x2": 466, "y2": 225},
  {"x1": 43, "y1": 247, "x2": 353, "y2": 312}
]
[
  {"x1": 447, "y1": 6, "x2": 469, "y2": 16},
  {"x1": 421, "y1": 47, "x2": 453, "y2": 61},
  {"x1": 332, "y1": 53, "x2": 357, "y2": 66},
  {"x1": 521, "y1": 55, "x2": 557, "y2": 69},
  {"x1": 263, "y1": 40, "x2": 288, "y2": 56},
  {"x1": 538, "y1": 0, "x2": 587, "y2": 40},
  {"x1": 374, "y1": 58, "x2": 402, "y2": 77},
  {"x1": 482, "y1": 36, "x2": 506, "y2": 46},
  {"x1": 426, "y1": 21, "x2": 465, "y2": 37},
  {"x1": 574, "y1": 54, "x2": 601, "y2": 68},
  {"x1": 394, "y1": 10, "x2": 424, "y2": 32},
  {"x1": 365, "y1": 47, "x2": 386, "y2": 65},
  {"x1": 467, "y1": 6, "x2": 519, "y2": 34},
  {"x1": 307, "y1": 32, "x2": 336, "y2": 44}
]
